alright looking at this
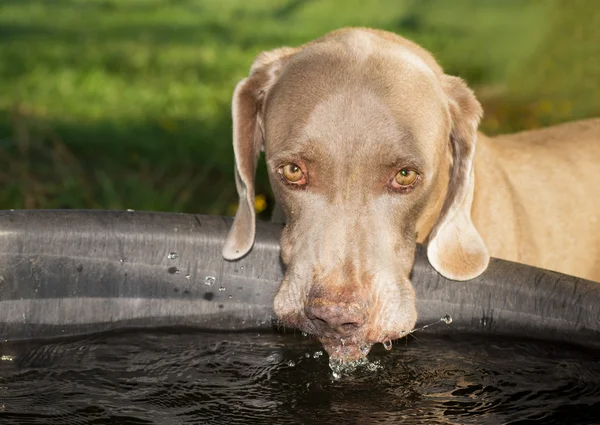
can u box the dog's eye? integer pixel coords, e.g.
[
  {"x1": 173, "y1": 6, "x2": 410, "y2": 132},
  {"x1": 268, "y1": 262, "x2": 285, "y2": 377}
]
[
  {"x1": 393, "y1": 169, "x2": 418, "y2": 188},
  {"x1": 280, "y1": 163, "x2": 305, "y2": 184}
]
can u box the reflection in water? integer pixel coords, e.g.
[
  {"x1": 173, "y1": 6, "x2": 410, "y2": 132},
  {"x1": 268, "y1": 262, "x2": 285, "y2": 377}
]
[{"x1": 1, "y1": 331, "x2": 599, "y2": 424}]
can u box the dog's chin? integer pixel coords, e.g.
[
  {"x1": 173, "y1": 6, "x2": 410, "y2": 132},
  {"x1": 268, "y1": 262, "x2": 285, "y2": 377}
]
[
  {"x1": 277, "y1": 314, "x2": 373, "y2": 362},
  {"x1": 277, "y1": 311, "x2": 416, "y2": 364}
]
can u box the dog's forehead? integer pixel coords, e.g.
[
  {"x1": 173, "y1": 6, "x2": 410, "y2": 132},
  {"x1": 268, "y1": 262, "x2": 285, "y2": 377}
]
[
  {"x1": 301, "y1": 88, "x2": 411, "y2": 156},
  {"x1": 264, "y1": 34, "x2": 448, "y2": 159}
]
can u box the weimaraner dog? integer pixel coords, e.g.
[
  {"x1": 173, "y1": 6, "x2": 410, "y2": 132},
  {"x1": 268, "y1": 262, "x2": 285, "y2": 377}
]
[{"x1": 222, "y1": 28, "x2": 600, "y2": 362}]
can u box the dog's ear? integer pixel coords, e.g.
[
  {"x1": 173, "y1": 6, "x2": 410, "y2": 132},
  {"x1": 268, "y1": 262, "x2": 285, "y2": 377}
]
[
  {"x1": 223, "y1": 48, "x2": 298, "y2": 260},
  {"x1": 426, "y1": 75, "x2": 490, "y2": 280}
]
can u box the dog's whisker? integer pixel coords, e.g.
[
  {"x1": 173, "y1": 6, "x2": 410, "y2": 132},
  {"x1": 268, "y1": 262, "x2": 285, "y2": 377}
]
[
  {"x1": 370, "y1": 265, "x2": 394, "y2": 281},
  {"x1": 408, "y1": 333, "x2": 419, "y2": 341}
]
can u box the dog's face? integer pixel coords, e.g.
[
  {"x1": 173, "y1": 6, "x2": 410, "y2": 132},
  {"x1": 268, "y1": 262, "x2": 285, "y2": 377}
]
[
  {"x1": 223, "y1": 29, "x2": 489, "y2": 362},
  {"x1": 264, "y1": 47, "x2": 452, "y2": 359}
]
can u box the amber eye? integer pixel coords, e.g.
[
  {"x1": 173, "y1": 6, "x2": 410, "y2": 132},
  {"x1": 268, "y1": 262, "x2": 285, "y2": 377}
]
[
  {"x1": 394, "y1": 169, "x2": 418, "y2": 187},
  {"x1": 280, "y1": 163, "x2": 304, "y2": 183}
]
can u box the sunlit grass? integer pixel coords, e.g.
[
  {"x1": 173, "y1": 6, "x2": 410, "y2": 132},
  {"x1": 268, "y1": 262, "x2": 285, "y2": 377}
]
[{"x1": 0, "y1": 0, "x2": 598, "y2": 215}]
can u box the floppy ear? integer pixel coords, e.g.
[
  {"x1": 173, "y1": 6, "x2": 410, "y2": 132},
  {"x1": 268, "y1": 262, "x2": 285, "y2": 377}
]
[
  {"x1": 426, "y1": 75, "x2": 490, "y2": 280},
  {"x1": 223, "y1": 48, "x2": 297, "y2": 260}
]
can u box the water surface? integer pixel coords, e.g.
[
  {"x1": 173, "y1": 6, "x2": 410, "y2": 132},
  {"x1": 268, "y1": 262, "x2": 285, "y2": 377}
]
[{"x1": 1, "y1": 330, "x2": 599, "y2": 424}]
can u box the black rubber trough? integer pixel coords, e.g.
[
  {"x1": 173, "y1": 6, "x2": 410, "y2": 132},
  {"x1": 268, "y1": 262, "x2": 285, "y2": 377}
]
[{"x1": 0, "y1": 210, "x2": 599, "y2": 349}]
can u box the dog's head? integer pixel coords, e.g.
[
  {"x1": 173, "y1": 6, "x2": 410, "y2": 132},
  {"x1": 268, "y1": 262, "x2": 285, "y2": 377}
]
[{"x1": 223, "y1": 28, "x2": 489, "y2": 361}]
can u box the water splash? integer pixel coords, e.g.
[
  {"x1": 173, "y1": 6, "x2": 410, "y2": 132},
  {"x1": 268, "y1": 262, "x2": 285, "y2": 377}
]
[
  {"x1": 328, "y1": 357, "x2": 382, "y2": 379},
  {"x1": 399, "y1": 314, "x2": 454, "y2": 338},
  {"x1": 167, "y1": 252, "x2": 179, "y2": 260},
  {"x1": 204, "y1": 276, "x2": 216, "y2": 286}
]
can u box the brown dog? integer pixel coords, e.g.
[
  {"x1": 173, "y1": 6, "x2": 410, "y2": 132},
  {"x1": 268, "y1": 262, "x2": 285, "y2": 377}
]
[{"x1": 222, "y1": 28, "x2": 600, "y2": 362}]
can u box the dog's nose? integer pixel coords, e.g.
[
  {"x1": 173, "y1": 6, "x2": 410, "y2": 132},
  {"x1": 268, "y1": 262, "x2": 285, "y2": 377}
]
[{"x1": 305, "y1": 299, "x2": 366, "y2": 337}]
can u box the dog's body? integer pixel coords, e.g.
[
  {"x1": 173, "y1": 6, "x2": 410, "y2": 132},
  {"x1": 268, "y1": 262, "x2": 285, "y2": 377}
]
[
  {"x1": 223, "y1": 28, "x2": 600, "y2": 362},
  {"x1": 472, "y1": 121, "x2": 600, "y2": 281}
]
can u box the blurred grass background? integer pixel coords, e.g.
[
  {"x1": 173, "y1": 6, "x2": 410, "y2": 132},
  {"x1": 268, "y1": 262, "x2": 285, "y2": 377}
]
[{"x1": 0, "y1": 0, "x2": 598, "y2": 217}]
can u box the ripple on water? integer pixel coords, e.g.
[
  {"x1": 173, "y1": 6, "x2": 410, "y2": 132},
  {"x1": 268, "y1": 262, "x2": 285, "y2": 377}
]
[{"x1": 0, "y1": 332, "x2": 599, "y2": 424}]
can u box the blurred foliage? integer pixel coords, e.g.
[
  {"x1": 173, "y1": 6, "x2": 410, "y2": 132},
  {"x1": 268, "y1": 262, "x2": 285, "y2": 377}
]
[{"x1": 0, "y1": 0, "x2": 598, "y2": 215}]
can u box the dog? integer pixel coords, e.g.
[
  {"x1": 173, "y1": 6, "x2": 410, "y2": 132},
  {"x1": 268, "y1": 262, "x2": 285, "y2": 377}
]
[{"x1": 222, "y1": 28, "x2": 600, "y2": 362}]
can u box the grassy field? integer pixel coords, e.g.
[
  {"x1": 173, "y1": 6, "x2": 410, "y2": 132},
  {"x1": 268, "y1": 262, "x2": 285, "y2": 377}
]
[{"x1": 1, "y1": 0, "x2": 599, "y2": 216}]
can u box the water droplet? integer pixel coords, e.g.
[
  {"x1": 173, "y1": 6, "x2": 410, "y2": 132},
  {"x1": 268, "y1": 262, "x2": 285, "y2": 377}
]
[
  {"x1": 313, "y1": 351, "x2": 323, "y2": 359},
  {"x1": 167, "y1": 251, "x2": 179, "y2": 260},
  {"x1": 218, "y1": 286, "x2": 226, "y2": 292},
  {"x1": 119, "y1": 258, "x2": 125, "y2": 263},
  {"x1": 204, "y1": 276, "x2": 216, "y2": 286},
  {"x1": 365, "y1": 360, "x2": 382, "y2": 372},
  {"x1": 382, "y1": 339, "x2": 393, "y2": 351},
  {"x1": 185, "y1": 274, "x2": 190, "y2": 279},
  {"x1": 328, "y1": 358, "x2": 346, "y2": 379},
  {"x1": 0, "y1": 355, "x2": 13, "y2": 362},
  {"x1": 228, "y1": 295, "x2": 232, "y2": 299},
  {"x1": 126, "y1": 209, "x2": 135, "y2": 212},
  {"x1": 287, "y1": 360, "x2": 295, "y2": 367},
  {"x1": 240, "y1": 266, "x2": 244, "y2": 270},
  {"x1": 328, "y1": 357, "x2": 374, "y2": 379},
  {"x1": 305, "y1": 353, "x2": 310, "y2": 358},
  {"x1": 441, "y1": 314, "x2": 453, "y2": 324},
  {"x1": 301, "y1": 332, "x2": 308, "y2": 337}
]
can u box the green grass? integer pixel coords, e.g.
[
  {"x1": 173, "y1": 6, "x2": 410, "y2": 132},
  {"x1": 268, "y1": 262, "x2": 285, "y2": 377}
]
[{"x1": 1, "y1": 0, "x2": 599, "y2": 215}]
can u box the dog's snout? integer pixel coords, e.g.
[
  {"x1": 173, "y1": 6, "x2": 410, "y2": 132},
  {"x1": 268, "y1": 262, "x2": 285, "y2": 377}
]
[{"x1": 305, "y1": 299, "x2": 366, "y2": 337}]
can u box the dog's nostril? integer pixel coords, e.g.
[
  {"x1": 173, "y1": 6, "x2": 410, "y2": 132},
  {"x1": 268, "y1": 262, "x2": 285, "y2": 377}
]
[
  {"x1": 313, "y1": 317, "x2": 328, "y2": 326},
  {"x1": 341, "y1": 322, "x2": 359, "y2": 330},
  {"x1": 335, "y1": 322, "x2": 360, "y2": 335}
]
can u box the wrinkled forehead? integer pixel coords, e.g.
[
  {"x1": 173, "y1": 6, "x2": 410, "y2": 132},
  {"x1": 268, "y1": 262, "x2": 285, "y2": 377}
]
[{"x1": 264, "y1": 40, "x2": 450, "y2": 164}]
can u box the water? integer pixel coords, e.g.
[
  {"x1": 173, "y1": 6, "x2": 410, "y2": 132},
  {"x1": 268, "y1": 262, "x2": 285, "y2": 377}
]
[{"x1": 1, "y1": 331, "x2": 599, "y2": 424}]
